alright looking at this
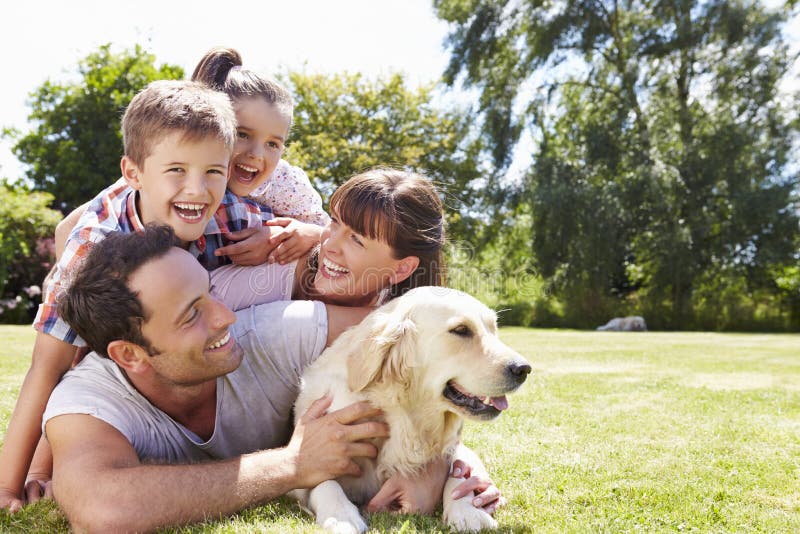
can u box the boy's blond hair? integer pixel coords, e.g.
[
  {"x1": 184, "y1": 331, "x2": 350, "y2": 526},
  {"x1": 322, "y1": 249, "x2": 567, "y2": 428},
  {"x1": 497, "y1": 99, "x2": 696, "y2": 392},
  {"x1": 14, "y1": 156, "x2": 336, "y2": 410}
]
[{"x1": 122, "y1": 80, "x2": 237, "y2": 167}]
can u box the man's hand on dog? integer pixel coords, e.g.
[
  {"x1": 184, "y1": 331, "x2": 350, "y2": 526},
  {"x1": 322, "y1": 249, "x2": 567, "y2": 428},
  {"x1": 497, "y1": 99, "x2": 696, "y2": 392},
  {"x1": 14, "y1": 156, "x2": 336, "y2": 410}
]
[{"x1": 286, "y1": 395, "x2": 389, "y2": 489}]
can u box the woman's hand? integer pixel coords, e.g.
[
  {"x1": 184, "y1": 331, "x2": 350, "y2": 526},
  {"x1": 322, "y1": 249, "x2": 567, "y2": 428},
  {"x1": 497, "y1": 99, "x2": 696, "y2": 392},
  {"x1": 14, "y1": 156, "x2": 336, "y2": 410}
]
[
  {"x1": 449, "y1": 459, "x2": 506, "y2": 515},
  {"x1": 366, "y1": 456, "x2": 450, "y2": 514}
]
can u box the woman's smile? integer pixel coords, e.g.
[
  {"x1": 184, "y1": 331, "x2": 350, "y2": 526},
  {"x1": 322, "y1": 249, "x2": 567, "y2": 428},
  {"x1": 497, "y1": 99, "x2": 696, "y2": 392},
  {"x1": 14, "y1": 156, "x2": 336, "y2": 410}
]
[{"x1": 321, "y1": 257, "x2": 350, "y2": 278}]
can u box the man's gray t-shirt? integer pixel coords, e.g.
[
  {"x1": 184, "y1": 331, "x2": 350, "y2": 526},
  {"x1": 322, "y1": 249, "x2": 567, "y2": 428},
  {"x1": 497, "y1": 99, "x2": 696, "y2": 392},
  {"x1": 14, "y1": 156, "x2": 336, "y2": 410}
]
[{"x1": 43, "y1": 300, "x2": 327, "y2": 463}]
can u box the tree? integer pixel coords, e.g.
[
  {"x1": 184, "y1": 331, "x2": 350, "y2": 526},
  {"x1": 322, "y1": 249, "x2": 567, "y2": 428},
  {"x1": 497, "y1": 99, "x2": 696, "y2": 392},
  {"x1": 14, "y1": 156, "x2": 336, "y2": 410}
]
[
  {"x1": 280, "y1": 71, "x2": 490, "y2": 242},
  {"x1": 7, "y1": 45, "x2": 183, "y2": 212},
  {"x1": 435, "y1": 0, "x2": 800, "y2": 329}
]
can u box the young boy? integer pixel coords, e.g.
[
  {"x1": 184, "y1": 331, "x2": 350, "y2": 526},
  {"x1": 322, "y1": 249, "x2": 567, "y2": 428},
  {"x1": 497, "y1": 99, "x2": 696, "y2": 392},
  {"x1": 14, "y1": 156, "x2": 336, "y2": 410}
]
[{"x1": 0, "y1": 79, "x2": 273, "y2": 511}]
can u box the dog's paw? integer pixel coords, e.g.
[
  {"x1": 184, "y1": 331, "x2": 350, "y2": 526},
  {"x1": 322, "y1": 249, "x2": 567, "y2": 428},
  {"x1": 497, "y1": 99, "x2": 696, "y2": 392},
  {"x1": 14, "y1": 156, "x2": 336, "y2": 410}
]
[
  {"x1": 317, "y1": 504, "x2": 368, "y2": 534},
  {"x1": 306, "y1": 480, "x2": 368, "y2": 533},
  {"x1": 444, "y1": 498, "x2": 498, "y2": 532},
  {"x1": 320, "y1": 516, "x2": 367, "y2": 534}
]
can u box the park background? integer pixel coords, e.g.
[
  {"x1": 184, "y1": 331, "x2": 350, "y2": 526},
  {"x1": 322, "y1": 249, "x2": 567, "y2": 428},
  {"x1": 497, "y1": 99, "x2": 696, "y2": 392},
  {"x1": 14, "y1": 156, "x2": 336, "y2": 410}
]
[
  {"x1": 0, "y1": 2, "x2": 798, "y2": 532},
  {"x1": 1, "y1": 0, "x2": 798, "y2": 332}
]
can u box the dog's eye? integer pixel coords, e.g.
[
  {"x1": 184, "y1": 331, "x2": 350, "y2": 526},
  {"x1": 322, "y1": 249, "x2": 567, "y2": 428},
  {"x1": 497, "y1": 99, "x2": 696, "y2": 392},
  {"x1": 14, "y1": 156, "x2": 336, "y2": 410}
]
[{"x1": 449, "y1": 325, "x2": 473, "y2": 338}]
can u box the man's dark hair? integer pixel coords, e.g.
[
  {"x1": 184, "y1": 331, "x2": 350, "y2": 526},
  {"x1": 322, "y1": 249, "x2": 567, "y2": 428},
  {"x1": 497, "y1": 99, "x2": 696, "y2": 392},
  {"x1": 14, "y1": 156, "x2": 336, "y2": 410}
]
[{"x1": 58, "y1": 224, "x2": 181, "y2": 358}]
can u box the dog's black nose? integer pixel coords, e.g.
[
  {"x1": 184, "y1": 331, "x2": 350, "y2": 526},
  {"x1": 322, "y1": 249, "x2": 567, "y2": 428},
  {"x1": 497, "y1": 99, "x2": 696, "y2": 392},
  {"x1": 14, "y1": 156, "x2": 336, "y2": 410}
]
[{"x1": 506, "y1": 362, "x2": 532, "y2": 384}]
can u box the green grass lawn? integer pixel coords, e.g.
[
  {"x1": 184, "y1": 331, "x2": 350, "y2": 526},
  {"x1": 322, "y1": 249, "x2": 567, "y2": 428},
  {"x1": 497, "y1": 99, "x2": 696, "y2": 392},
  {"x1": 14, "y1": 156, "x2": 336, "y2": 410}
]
[{"x1": 1, "y1": 325, "x2": 798, "y2": 533}]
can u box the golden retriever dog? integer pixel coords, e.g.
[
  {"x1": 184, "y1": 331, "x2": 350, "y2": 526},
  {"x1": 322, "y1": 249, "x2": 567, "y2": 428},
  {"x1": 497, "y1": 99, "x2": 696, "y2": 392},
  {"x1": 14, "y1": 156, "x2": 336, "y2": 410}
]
[{"x1": 290, "y1": 286, "x2": 531, "y2": 533}]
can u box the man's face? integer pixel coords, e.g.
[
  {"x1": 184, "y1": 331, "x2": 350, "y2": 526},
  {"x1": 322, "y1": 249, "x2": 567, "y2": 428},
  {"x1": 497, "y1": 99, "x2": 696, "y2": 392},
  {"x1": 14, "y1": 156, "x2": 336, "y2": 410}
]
[
  {"x1": 125, "y1": 131, "x2": 230, "y2": 247},
  {"x1": 128, "y1": 247, "x2": 243, "y2": 386}
]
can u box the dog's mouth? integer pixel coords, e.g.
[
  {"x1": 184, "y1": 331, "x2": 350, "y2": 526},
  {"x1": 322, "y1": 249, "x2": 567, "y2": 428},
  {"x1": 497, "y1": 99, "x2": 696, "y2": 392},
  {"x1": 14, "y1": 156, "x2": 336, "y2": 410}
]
[{"x1": 443, "y1": 381, "x2": 508, "y2": 420}]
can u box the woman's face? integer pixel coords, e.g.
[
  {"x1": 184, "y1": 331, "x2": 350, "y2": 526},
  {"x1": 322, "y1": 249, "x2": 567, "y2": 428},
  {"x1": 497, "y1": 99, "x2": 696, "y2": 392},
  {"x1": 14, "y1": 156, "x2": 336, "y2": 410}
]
[
  {"x1": 313, "y1": 210, "x2": 411, "y2": 306},
  {"x1": 228, "y1": 97, "x2": 290, "y2": 197}
]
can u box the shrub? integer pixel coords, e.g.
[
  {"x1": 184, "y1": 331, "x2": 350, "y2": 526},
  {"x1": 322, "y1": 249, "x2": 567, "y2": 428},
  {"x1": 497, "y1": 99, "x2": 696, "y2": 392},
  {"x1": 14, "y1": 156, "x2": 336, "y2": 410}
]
[{"x1": 0, "y1": 182, "x2": 60, "y2": 324}]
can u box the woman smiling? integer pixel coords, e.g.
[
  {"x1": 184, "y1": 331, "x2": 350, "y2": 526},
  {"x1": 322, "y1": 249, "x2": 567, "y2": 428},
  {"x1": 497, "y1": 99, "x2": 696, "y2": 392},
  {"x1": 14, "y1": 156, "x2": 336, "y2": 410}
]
[{"x1": 212, "y1": 167, "x2": 446, "y2": 309}]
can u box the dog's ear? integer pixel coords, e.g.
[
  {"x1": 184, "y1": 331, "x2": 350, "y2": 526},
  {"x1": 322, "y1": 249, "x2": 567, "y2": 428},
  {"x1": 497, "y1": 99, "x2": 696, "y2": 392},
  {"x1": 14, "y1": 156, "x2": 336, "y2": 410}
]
[{"x1": 348, "y1": 310, "x2": 417, "y2": 392}]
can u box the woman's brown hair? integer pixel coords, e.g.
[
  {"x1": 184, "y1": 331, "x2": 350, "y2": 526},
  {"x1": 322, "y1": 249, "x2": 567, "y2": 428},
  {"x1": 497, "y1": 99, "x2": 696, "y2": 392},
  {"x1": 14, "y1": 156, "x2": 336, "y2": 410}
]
[{"x1": 328, "y1": 168, "x2": 446, "y2": 301}]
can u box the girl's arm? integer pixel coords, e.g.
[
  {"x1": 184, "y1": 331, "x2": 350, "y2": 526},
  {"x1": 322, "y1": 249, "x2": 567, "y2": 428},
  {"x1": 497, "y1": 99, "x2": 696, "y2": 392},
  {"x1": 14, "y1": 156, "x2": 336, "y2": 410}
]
[
  {"x1": 264, "y1": 217, "x2": 324, "y2": 265},
  {"x1": 213, "y1": 218, "x2": 322, "y2": 267},
  {"x1": 249, "y1": 160, "x2": 330, "y2": 226}
]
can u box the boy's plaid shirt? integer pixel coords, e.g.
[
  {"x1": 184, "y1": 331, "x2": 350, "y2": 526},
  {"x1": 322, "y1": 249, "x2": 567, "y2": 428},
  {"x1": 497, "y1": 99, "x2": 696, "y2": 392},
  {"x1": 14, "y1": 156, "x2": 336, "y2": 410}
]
[{"x1": 34, "y1": 180, "x2": 273, "y2": 345}]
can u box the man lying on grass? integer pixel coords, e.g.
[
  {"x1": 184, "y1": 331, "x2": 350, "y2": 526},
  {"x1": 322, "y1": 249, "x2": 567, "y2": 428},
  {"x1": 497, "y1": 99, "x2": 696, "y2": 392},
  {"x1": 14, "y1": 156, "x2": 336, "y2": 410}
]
[{"x1": 42, "y1": 225, "x2": 500, "y2": 531}]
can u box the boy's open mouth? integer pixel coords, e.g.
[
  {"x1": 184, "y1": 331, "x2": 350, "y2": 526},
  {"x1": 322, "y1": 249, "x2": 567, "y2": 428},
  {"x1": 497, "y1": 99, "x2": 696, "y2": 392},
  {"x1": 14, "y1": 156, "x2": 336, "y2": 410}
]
[
  {"x1": 172, "y1": 202, "x2": 208, "y2": 222},
  {"x1": 232, "y1": 163, "x2": 260, "y2": 184}
]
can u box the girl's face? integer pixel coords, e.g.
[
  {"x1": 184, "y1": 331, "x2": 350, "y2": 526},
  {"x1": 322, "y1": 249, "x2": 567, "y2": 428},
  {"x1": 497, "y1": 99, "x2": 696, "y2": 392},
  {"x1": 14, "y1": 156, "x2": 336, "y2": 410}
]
[
  {"x1": 228, "y1": 97, "x2": 290, "y2": 197},
  {"x1": 313, "y1": 209, "x2": 418, "y2": 307}
]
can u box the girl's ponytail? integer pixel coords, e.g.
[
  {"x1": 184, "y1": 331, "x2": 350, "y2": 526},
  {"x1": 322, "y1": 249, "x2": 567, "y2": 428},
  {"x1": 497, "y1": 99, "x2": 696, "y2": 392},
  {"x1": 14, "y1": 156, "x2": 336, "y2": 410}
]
[{"x1": 191, "y1": 47, "x2": 243, "y2": 90}]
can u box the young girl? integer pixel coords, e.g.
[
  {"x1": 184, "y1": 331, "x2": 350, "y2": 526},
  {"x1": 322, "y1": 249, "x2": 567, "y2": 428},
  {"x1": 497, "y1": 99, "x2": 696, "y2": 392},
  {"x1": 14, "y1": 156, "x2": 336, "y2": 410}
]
[{"x1": 192, "y1": 47, "x2": 329, "y2": 266}]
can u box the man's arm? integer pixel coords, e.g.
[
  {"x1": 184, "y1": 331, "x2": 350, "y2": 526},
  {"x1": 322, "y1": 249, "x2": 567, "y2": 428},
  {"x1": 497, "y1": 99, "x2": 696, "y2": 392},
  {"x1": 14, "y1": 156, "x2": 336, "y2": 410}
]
[{"x1": 48, "y1": 397, "x2": 388, "y2": 532}]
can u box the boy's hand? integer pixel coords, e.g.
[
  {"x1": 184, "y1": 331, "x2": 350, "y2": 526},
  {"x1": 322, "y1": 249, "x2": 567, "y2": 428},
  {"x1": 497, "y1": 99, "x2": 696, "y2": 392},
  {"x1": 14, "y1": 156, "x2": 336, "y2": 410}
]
[
  {"x1": 0, "y1": 488, "x2": 24, "y2": 513},
  {"x1": 215, "y1": 227, "x2": 276, "y2": 266},
  {"x1": 265, "y1": 217, "x2": 324, "y2": 265},
  {"x1": 24, "y1": 476, "x2": 53, "y2": 505}
]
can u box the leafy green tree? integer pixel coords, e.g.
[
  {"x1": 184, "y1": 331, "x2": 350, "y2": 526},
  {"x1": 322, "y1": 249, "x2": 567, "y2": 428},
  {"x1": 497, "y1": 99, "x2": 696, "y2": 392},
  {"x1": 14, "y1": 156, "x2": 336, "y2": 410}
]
[
  {"x1": 7, "y1": 45, "x2": 183, "y2": 212},
  {"x1": 436, "y1": 0, "x2": 799, "y2": 329},
  {"x1": 281, "y1": 71, "x2": 489, "y2": 241},
  {"x1": 773, "y1": 265, "x2": 800, "y2": 329}
]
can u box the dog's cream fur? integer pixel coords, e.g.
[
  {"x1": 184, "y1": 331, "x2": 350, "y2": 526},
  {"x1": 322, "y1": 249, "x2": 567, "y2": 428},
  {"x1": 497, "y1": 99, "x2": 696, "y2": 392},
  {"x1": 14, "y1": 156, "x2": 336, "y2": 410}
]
[{"x1": 291, "y1": 287, "x2": 531, "y2": 533}]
